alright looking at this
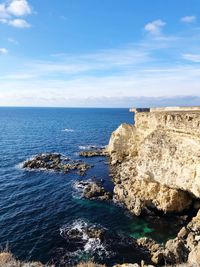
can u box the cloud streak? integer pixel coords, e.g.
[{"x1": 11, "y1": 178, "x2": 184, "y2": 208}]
[
  {"x1": 182, "y1": 54, "x2": 200, "y2": 63},
  {"x1": 181, "y1": 16, "x2": 196, "y2": 23}
]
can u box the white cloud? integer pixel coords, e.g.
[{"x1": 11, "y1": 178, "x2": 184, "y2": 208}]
[
  {"x1": 0, "y1": 3, "x2": 10, "y2": 18},
  {"x1": 7, "y1": 0, "x2": 32, "y2": 16},
  {"x1": 182, "y1": 54, "x2": 200, "y2": 63},
  {"x1": 0, "y1": 0, "x2": 32, "y2": 28},
  {"x1": 144, "y1": 19, "x2": 166, "y2": 35},
  {"x1": 0, "y1": 48, "x2": 8, "y2": 54},
  {"x1": 8, "y1": 18, "x2": 30, "y2": 28},
  {"x1": 181, "y1": 16, "x2": 196, "y2": 23}
]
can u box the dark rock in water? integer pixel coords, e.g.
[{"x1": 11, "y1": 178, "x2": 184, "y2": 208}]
[
  {"x1": 61, "y1": 220, "x2": 106, "y2": 243},
  {"x1": 57, "y1": 219, "x2": 152, "y2": 267},
  {"x1": 23, "y1": 153, "x2": 91, "y2": 175},
  {"x1": 74, "y1": 180, "x2": 112, "y2": 200},
  {"x1": 79, "y1": 149, "x2": 108, "y2": 157}
]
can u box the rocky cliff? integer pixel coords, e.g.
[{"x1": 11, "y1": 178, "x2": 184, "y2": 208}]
[
  {"x1": 106, "y1": 107, "x2": 200, "y2": 266},
  {"x1": 107, "y1": 108, "x2": 200, "y2": 215}
]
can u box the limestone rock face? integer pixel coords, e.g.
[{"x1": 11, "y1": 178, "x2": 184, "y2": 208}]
[
  {"x1": 107, "y1": 123, "x2": 136, "y2": 164},
  {"x1": 107, "y1": 110, "x2": 200, "y2": 214},
  {"x1": 114, "y1": 178, "x2": 191, "y2": 215}
]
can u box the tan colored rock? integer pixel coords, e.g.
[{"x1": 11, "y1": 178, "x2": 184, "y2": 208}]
[
  {"x1": 107, "y1": 123, "x2": 136, "y2": 164},
  {"x1": 107, "y1": 111, "x2": 200, "y2": 198},
  {"x1": 113, "y1": 176, "x2": 191, "y2": 215},
  {"x1": 113, "y1": 264, "x2": 140, "y2": 267},
  {"x1": 107, "y1": 110, "x2": 200, "y2": 214},
  {"x1": 188, "y1": 243, "x2": 200, "y2": 264}
]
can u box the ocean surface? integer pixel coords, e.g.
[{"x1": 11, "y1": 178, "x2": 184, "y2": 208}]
[{"x1": 0, "y1": 107, "x2": 183, "y2": 266}]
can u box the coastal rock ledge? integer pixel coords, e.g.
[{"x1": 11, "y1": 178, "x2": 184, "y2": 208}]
[{"x1": 107, "y1": 107, "x2": 200, "y2": 214}]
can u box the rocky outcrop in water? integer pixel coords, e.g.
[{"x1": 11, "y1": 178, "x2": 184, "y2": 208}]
[
  {"x1": 74, "y1": 180, "x2": 112, "y2": 200},
  {"x1": 79, "y1": 149, "x2": 108, "y2": 157},
  {"x1": 23, "y1": 153, "x2": 91, "y2": 175},
  {"x1": 59, "y1": 219, "x2": 151, "y2": 266}
]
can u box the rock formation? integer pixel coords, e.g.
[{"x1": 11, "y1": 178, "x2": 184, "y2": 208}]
[
  {"x1": 134, "y1": 209, "x2": 200, "y2": 266},
  {"x1": 23, "y1": 153, "x2": 91, "y2": 175},
  {"x1": 79, "y1": 149, "x2": 108, "y2": 157},
  {"x1": 74, "y1": 180, "x2": 112, "y2": 200},
  {"x1": 106, "y1": 107, "x2": 200, "y2": 265},
  {"x1": 107, "y1": 108, "x2": 200, "y2": 214}
]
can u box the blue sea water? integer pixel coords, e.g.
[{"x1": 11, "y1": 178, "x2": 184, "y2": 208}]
[{"x1": 0, "y1": 107, "x2": 183, "y2": 266}]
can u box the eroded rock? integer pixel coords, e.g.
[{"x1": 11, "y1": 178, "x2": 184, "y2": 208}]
[
  {"x1": 106, "y1": 111, "x2": 198, "y2": 215},
  {"x1": 113, "y1": 176, "x2": 192, "y2": 216},
  {"x1": 74, "y1": 180, "x2": 112, "y2": 200},
  {"x1": 23, "y1": 153, "x2": 91, "y2": 175}
]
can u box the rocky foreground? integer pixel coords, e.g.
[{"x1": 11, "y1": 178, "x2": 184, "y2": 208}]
[{"x1": 106, "y1": 107, "x2": 200, "y2": 266}]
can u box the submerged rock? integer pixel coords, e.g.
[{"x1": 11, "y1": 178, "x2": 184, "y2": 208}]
[{"x1": 23, "y1": 153, "x2": 91, "y2": 175}]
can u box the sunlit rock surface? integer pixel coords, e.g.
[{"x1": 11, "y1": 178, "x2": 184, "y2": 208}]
[{"x1": 107, "y1": 108, "x2": 200, "y2": 214}]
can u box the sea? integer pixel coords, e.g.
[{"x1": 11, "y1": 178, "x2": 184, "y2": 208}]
[{"x1": 0, "y1": 107, "x2": 183, "y2": 266}]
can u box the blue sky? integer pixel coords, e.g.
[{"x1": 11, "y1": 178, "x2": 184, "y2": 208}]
[{"x1": 0, "y1": 0, "x2": 200, "y2": 107}]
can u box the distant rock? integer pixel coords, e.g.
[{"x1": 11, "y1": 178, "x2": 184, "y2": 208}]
[
  {"x1": 23, "y1": 153, "x2": 91, "y2": 175},
  {"x1": 79, "y1": 149, "x2": 108, "y2": 157}
]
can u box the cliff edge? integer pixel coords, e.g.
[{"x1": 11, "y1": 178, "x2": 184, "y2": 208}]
[
  {"x1": 107, "y1": 107, "x2": 200, "y2": 215},
  {"x1": 106, "y1": 107, "x2": 200, "y2": 265}
]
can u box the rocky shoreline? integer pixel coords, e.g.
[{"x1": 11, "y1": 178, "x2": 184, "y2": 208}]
[{"x1": 105, "y1": 108, "x2": 200, "y2": 266}]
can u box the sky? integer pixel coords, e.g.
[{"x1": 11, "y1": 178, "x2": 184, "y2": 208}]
[{"x1": 0, "y1": 0, "x2": 200, "y2": 107}]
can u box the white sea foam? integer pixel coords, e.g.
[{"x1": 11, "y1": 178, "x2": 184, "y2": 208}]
[
  {"x1": 84, "y1": 237, "x2": 109, "y2": 257},
  {"x1": 72, "y1": 179, "x2": 93, "y2": 199},
  {"x1": 62, "y1": 128, "x2": 74, "y2": 132},
  {"x1": 15, "y1": 154, "x2": 37, "y2": 170},
  {"x1": 60, "y1": 219, "x2": 88, "y2": 240},
  {"x1": 60, "y1": 219, "x2": 110, "y2": 258}
]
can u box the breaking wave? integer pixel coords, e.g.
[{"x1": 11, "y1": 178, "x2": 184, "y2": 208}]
[{"x1": 60, "y1": 219, "x2": 110, "y2": 259}]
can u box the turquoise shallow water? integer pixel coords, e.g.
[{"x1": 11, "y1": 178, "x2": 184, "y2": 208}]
[{"x1": 0, "y1": 107, "x2": 183, "y2": 266}]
